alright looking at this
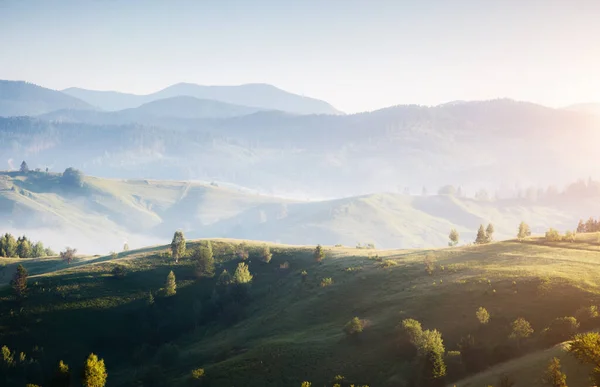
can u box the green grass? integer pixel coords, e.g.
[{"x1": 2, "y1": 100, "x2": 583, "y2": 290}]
[{"x1": 3, "y1": 235, "x2": 600, "y2": 386}]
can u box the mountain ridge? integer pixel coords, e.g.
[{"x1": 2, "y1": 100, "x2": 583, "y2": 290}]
[{"x1": 63, "y1": 82, "x2": 343, "y2": 115}]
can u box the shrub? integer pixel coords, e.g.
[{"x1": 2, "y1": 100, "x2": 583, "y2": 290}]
[
  {"x1": 476, "y1": 307, "x2": 490, "y2": 324},
  {"x1": 563, "y1": 230, "x2": 575, "y2": 242},
  {"x1": 320, "y1": 277, "x2": 333, "y2": 287},
  {"x1": 191, "y1": 367, "x2": 205, "y2": 380},
  {"x1": 279, "y1": 261, "x2": 290, "y2": 270},
  {"x1": 424, "y1": 255, "x2": 436, "y2": 275},
  {"x1": 545, "y1": 228, "x2": 561, "y2": 242},
  {"x1": 343, "y1": 317, "x2": 364, "y2": 336},
  {"x1": 379, "y1": 259, "x2": 397, "y2": 268}
]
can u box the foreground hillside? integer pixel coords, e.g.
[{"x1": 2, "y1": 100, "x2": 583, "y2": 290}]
[
  {"x1": 2, "y1": 235, "x2": 600, "y2": 386},
  {"x1": 0, "y1": 171, "x2": 597, "y2": 252}
]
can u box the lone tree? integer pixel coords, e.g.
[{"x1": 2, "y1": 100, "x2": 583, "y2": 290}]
[
  {"x1": 60, "y1": 247, "x2": 77, "y2": 264},
  {"x1": 170, "y1": 230, "x2": 186, "y2": 263},
  {"x1": 194, "y1": 241, "x2": 215, "y2": 277},
  {"x1": 11, "y1": 264, "x2": 28, "y2": 299},
  {"x1": 448, "y1": 229, "x2": 459, "y2": 246},
  {"x1": 233, "y1": 262, "x2": 253, "y2": 284},
  {"x1": 509, "y1": 317, "x2": 534, "y2": 347},
  {"x1": 542, "y1": 357, "x2": 568, "y2": 387},
  {"x1": 165, "y1": 271, "x2": 177, "y2": 296},
  {"x1": 261, "y1": 245, "x2": 272, "y2": 263},
  {"x1": 20, "y1": 161, "x2": 29, "y2": 173},
  {"x1": 476, "y1": 307, "x2": 490, "y2": 325},
  {"x1": 518, "y1": 221, "x2": 532, "y2": 240},
  {"x1": 123, "y1": 243, "x2": 129, "y2": 252},
  {"x1": 486, "y1": 223, "x2": 495, "y2": 242},
  {"x1": 343, "y1": 317, "x2": 364, "y2": 337},
  {"x1": 314, "y1": 244, "x2": 325, "y2": 262},
  {"x1": 82, "y1": 353, "x2": 107, "y2": 387},
  {"x1": 61, "y1": 167, "x2": 84, "y2": 188},
  {"x1": 475, "y1": 225, "x2": 488, "y2": 244}
]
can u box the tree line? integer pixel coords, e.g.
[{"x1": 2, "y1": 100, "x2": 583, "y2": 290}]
[{"x1": 0, "y1": 233, "x2": 54, "y2": 258}]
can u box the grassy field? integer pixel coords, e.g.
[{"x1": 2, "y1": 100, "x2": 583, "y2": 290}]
[{"x1": 2, "y1": 233, "x2": 600, "y2": 386}]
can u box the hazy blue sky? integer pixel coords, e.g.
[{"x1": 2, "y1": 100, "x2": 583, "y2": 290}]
[{"x1": 1, "y1": 0, "x2": 599, "y2": 113}]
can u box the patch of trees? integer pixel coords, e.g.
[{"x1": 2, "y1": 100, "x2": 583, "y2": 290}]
[
  {"x1": 1, "y1": 345, "x2": 106, "y2": 387},
  {"x1": 474, "y1": 223, "x2": 494, "y2": 244},
  {"x1": 0, "y1": 233, "x2": 53, "y2": 258},
  {"x1": 577, "y1": 217, "x2": 600, "y2": 233}
]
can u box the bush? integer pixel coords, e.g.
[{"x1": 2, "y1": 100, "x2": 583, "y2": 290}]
[
  {"x1": 563, "y1": 230, "x2": 576, "y2": 242},
  {"x1": 314, "y1": 244, "x2": 325, "y2": 262},
  {"x1": 378, "y1": 260, "x2": 397, "y2": 268},
  {"x1": 301, "y1": 270, "x2": 308, "y2": 282},
  {"x1": 343, "y1": 317, "x2": 364, "y2": 336},
  {"x1": 320, "y1": 277, "x2": 333, "y2": 287},
  {"x1": 476, "y1": 307, "x2": 490, "y2": 324},
  {"x1": 545, "y1": 228, "x2": 562, "y2": 242},
  {"x1": 191, "y1": 367, "x2": 205, "y2": 380}
]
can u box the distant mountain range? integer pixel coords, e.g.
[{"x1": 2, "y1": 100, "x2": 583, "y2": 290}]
[
  {"x1": 63, "y1": 82, "x2": 343, "y2": 115},
  {"x1": 0, "y1": 80, "x2": 342, "y2": 118},
  {"x1": 0, "y1": 80, "x2": 94, "y2": 116}
]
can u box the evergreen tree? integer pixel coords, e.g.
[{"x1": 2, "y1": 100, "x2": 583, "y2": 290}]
[
  {"x1": 313, "y1": 244, "x2": 325, "y2": 262},
  {"x1": 123, "y1": 243, "x2": 129, "y2": 252},
  {"x1": 542, "y1": 357, "x2": 568, "y2": 387},
  {"x1": 11, "y1": 264, "x2": 28, "y2": 299},
  {"x1": 518, "y1": 221, "x2": 532, "y2": 240},
  {"x1": 486, "y1": 223, "x2": 495, "y2": 242},
  {"x1": 0, "y1": 233, "x2": 17, "y2": 257},
  {"x1": 32, "y1": 241, "x2": 46, "y2": 258},
  {"x1": 20, "y1": 160, "x2": 29, "y2": 173},
  {"x1": 448, "y1": 229, "x2": 459, "y2": 246},
  {"x1": 146, "y1": 291, "x2": 155, "y2": 306},
  {"x1": 233, "y1": 262, "x2": 253, "y2": 284},
  {"x1": 165, "y1": 271, "x2": 177, "y2": 296},
  {"x1": 170, "y1": 231, "x2": 186, "y2": 263},
  {"x1": 577, "y1": 219, "x2": 586, "y2": 233},
  {"x1": 194, "y1": 242, "x2": 215, "y2": 277},
  {"x1": 82, "y1": 353, "x2": 107, "y2": 387},
  {"x1": 475, "y1": 225, "x2": 487, "y2": 244},
  {"x1": 16, "y1": 236, "x2": 32, "y2": 258}
]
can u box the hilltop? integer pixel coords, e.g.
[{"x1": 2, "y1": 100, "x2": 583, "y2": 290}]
[
  {"x1": 2, "y1": 234, "x2": 600, "y2": 386},
  {"x1": 0, "y1": 171, "x2": 596, "y2": 253}
]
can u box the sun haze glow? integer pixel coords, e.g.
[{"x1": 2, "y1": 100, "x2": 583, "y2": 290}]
[{"x1": 0, "y1": 0, "x2": 599, "y2": 113}]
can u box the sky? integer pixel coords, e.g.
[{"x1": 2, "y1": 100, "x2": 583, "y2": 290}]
[{"x1": 1, "y1": 0, "x2": 599, "y2": 113}]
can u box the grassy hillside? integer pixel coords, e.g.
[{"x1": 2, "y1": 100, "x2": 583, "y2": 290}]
[
  {"x1": 1, "y1": 171, "x2": 597, "y2": 253},
  {"x1": 2, "y1": 235, "x2": 600, "y2": 386}
]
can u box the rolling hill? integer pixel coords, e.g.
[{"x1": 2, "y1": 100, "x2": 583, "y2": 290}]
[
  {"x1": 0, "y1": 80, "x2": 94, "y2": 116},
  {"x1": 3, "y1": 99, "x2": 600, "y2": 199},
  {"x1": 62, "y1": 82, "x2": 343, "y2": 115},
  {"x1": 2, "y1": 235, "x2": 600, "y2": 386},
  {"x1": 0, "y1": 172, "x2": 597, "y2": 254}
]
